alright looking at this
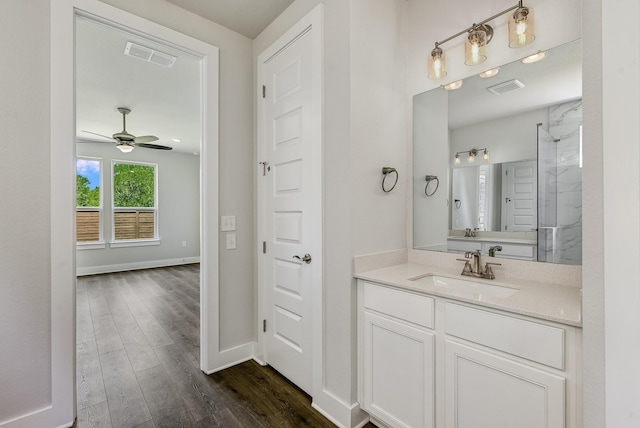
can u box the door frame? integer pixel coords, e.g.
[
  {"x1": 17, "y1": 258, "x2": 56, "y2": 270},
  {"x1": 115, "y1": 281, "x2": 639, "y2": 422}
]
[
  {"x1": 50, "y1": 1, "x2": 219, "y2": 425},
  {"x1": 256, "y1": 4, "x2": 323, "y2": 398}
]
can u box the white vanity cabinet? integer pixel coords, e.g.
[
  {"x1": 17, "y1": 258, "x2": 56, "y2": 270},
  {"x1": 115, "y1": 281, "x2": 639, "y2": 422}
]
[
  {"x1": 444, "y1": 302, "x2": 572, "y2": 428},
  {"x1": 357, "y1": 280, "x2": 581, "y2": 428},
  {"x1": 359, "y1": 282, "x2": 436, "y2": 428}
]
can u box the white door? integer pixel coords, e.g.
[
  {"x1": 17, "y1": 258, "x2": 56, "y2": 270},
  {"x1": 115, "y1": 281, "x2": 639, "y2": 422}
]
[
  {"x1": 445, "y1": 340, "x2": 565, "y2": 428},
  {"x1": 258, "y1": 16, "x2": 322, "y2": 395},
  {"x1": 363, "y1": 311, "x2": 435, "y2": 428},
  {"x1": 502, "y1": 160, "x2": 537, "y2": 232}
]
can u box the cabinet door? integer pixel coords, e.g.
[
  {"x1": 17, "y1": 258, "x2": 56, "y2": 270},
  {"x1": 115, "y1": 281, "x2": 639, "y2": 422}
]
[
  {"x1": 445, "y1": 340, "x2": 565, "y2": 428},
  {"x1": 363, "y1": 311, "x2": 435, "y2": 428}
]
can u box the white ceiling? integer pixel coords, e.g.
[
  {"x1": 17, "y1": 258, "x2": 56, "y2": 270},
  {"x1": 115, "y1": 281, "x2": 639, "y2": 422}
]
[
  {"x1": 164, "y1": 0, "x2": 295, "y2": 39},
  {"x1": 446, "y1": 40, "x2": 583, "y2": 129},
  {"x1": 76, "y1": 16, "x2": 202, "y2": 155},
  {"x1": 76, "y1": 1, "x2": 294, "y2": 156}
]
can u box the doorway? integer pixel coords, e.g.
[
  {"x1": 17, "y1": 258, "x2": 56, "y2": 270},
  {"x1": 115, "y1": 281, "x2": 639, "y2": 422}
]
[{"x1": 49, "y1": 2, "x2": 219, "y2": 424}]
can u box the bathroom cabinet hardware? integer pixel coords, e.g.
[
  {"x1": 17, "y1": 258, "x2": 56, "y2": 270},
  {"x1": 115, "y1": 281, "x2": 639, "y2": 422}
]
[
  {"x1": 263, "y1": 241, "x2": 266, "y2": 254},
  {"x1": 262, "y1": 85, "x2": 266, "y2": 98},
  {"x1": 424, "y1": 175, "x2": 439, "y2": 197},
  {"x1": 293, "y1": 253, "x2": 312, "y2": 264},
  {"x1": 454, "y1": 199, "x2": 461, "y2": 209},
  {"x1": 381, "y1": 167, "x2": 398, "y2": 192},
  {"x1": 263, "y1": 319, "x2": 267, "y2": 332}
]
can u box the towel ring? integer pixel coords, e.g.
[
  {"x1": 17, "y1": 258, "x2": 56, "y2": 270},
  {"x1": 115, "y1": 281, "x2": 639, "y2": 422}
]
[
  {"x1": 381, "y1": 167, "x2": 398, "y2": 193},
  {"x1": 424, "y1": 175, "x2": 439, "y2": 197}
]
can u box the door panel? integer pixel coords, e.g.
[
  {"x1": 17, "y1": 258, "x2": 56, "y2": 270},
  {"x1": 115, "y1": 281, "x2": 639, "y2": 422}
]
[{"x1": 260, "y1": 26, "x2": 318, "y2": 395}]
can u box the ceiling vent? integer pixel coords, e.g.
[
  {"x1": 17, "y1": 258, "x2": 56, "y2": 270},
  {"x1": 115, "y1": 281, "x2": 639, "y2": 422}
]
[
  {"x1": 487, "y1": 79, "x2": 525, "y2": 95},
  {"x1": 124, "y1": 42, "x2": 177, "y2": 68}
]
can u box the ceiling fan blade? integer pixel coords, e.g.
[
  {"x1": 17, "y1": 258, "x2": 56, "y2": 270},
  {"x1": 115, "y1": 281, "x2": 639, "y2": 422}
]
[
  {"x1": 80, "y1": 130, "x2": 116, "y2": 141},
  {"x1": 137, "y1": 143, "x2": 173, "y2": 151},
  {"x1": 134, "y1": 135, "x2": 159, "y2": 143}
]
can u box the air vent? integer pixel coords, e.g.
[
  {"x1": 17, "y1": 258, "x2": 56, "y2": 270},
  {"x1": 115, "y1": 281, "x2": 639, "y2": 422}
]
[
  {"x1": 124, "y1": 42, "x2": 177, "y2": 68},
  {"x1": 487, "y1": 79, "x2": 525, "y2": 95}
]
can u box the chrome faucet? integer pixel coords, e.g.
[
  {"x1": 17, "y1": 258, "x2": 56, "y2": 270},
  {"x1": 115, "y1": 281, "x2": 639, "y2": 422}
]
[
  {"x1": 464, "y1": 228, "x2": 477, "y2": 238},
  {"x1": 488, "y1": 245, "x2": 502, "y2": 257},
  {"x1": 457, "y1": 250, "x2": 501, "y2": 280}
]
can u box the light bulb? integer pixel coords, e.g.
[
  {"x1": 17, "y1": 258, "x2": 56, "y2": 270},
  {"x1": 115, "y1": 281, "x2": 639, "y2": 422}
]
[
  {"x1": 468, "y1": 152, "x2": 476, "y2": 163},
  {"x1": 509, "y1": 7, "x2": 535, "y2": 48},
  {"x1": 465, "y1": 29, "x2": 487, "y2": 66},
  {"x1": 454, "y1": 154, "x2": 461, "y2": 165},
  {"x1": 471, "y1": 42, "x2": 480, "y2": 63},
  {"x1": 428, "y1": 46, "x2": 447, "y2": 80},
  {"x1": 483, "y1": 149, "x2": 489, "y2": 162}
]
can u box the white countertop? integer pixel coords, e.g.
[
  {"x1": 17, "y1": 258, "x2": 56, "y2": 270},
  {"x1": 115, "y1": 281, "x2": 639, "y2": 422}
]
[{"x1": 355, "y1": 262, "x2": 582, "y2": 327}]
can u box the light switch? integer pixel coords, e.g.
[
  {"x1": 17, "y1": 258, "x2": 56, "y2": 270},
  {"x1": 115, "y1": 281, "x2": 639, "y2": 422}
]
[
  {"x1": 221, "y1": 215, "x2": 236, "y2": 231},
  {"x1": 226, "y1": 233, "x2": 237, "y2": 250}
]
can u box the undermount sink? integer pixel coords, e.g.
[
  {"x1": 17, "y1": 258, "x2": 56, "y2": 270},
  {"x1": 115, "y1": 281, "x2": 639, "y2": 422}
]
[{"x1": 409, "y1": 274, "x2": 519, "y2": 299}]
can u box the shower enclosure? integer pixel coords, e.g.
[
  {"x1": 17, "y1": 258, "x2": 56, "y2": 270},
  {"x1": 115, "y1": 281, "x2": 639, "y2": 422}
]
[{"x1": 537, "y1": 100, "x2": 583, "y2": 265}]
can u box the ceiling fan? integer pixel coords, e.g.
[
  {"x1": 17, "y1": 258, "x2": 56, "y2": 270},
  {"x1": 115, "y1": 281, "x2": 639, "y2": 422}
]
[{"x1": 80, "y1": 107, "x2": 172, "y2": 153}]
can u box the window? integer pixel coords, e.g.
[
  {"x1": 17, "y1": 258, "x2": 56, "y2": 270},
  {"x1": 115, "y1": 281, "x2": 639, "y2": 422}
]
[
  {"x1": 112, "y1": 161, "x2": 158, "y2": 241},
  {"x1": 76, "y1": 158, "x2": 102, "y2": 243}
]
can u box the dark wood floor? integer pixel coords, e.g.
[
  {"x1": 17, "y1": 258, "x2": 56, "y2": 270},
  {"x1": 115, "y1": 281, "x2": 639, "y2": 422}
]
[{"x1": 76, "y1": 264, "x2": 359, "y2": 428}]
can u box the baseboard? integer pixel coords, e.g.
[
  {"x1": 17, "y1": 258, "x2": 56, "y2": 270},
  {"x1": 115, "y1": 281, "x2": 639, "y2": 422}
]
[
  {"x1": 76, "y1": 257, "x2": 200, "y2": 276},
  {"x1": 203, "y1": 342, "x2": 255, "y2": 374},
  {"x1": 312, "y1": 389, "x2": 369, "y2": 428}
]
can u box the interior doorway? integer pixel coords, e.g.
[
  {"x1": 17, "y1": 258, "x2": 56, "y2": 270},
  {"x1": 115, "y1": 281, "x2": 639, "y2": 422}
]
[{"x1": 71, "y1": 4, "x2": 219, "y2": 378}]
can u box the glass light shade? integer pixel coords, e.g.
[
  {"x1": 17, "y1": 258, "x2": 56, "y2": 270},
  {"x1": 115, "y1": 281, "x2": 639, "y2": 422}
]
[
  {"x1": 468, "y1": 151, "x2": 476, "y2": 163},
  {"x1": 465, "y1": 29, "x2": 487, "y2": 66},
  {"x1": 454, "y1": 154, "x2": 461, "y2": 165},
  {"x1": 428, "y1": 46, "x2": 447, "y2": 80},
  {"x1": 116, "y1": 142, "x2": 134, "y2": 153},
  {"x1": 483, "y1": 149, "x2": 490, "y2": 162},
  {"x1": 509, "y1": 7, "x2": 535, "y2": 48}
]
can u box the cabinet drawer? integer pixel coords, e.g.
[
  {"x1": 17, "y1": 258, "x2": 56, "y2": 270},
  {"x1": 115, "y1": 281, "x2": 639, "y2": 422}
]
[
  {"x1": 364, "y1": 282, "x2": 435, "y2": 329},
  {"x1": 445, "y1": 303, "x2": 565, "y2": 369},
  {"x1": 447, "y1": 239, "x2": 481, "y2": 253},
  {"x1": 491, "y1": 242, "x2": 535, "y2": 259}
]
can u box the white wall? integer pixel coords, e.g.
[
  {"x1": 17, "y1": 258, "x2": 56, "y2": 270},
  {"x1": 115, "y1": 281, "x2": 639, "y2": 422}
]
[
  {"x1": 450, "y1": 107, "x2": 546, "y2": 166},
  {"x1": 408, "y1": 0, "x2": 582, "y2": 95},
  {"x1": 98, "y1": 0, "x2": 256, "y2": 352},
  {"x1": 0, "y1": 1, "x2": 53, "y2": 423},
  {"x1": 581, "y1": 0, "x2": 604, "y2": 425},
  {"x1": 584, "y1": 0, "x2": 640, "y2": 426},
  {"x1": 76, "y1": 143, "x2": 200, "y2": 274},
  {"x1": 413, "y1": 89, "x2": 449, "y2": 250}
]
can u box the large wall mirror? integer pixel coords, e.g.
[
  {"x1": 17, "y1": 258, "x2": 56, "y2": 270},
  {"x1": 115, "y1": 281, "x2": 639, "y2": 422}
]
[{"x1": 413, "y1": 40, "x2": 582, "y2": 265}]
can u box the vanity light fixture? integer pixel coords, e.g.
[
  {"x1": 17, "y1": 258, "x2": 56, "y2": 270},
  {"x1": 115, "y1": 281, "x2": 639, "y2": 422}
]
[
  {"x1": 443, "y1": 80, "x2": 463, "y2": 91},
  {"x1": 427, "y1": 0, "x2": 535, "y2": 80},
  {"x1": 521, "y1": 51, "x2": 546, "y2": 64},
  {"x1": 479, "y1": 67, "x2": 500, "y2": 78},
  {"x1": 454, "y1": 148, "x2": 490, "y2": 164}
]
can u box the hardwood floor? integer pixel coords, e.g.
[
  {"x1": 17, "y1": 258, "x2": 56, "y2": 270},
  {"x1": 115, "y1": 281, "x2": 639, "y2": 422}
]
[{"x1": 76, "y1": 265, "x2": 369, "y2": 428}]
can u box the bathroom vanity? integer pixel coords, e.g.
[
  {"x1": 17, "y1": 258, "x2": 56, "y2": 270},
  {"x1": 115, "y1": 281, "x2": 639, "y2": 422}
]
[{"x1": 355, "y1": 262, "x2": 581, "y2": 428}]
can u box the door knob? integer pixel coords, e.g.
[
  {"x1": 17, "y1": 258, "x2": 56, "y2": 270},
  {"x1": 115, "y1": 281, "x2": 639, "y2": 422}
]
[{"x1": 293, "y1": 254, "x2": 312, "y2": 264}]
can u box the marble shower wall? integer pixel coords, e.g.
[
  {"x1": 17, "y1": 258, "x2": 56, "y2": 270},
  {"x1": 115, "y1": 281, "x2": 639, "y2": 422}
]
[{"x1": 539, "y1": 100, "x2": 583, "y2": 265}]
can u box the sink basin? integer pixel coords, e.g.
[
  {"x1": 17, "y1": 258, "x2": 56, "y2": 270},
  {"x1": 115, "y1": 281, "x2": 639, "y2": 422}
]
[{"x1": 409, "y1": 274, "x2": 519, "y2": 299}]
